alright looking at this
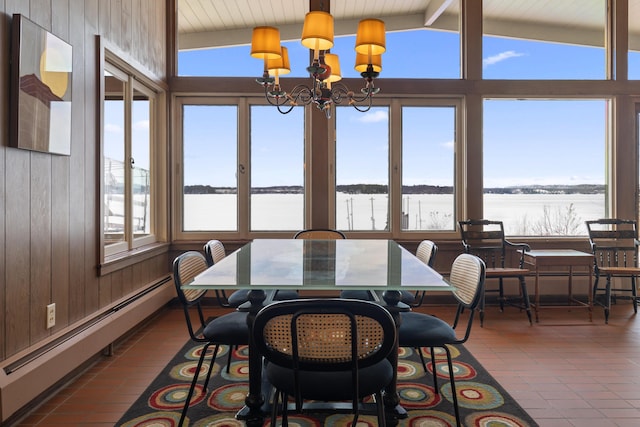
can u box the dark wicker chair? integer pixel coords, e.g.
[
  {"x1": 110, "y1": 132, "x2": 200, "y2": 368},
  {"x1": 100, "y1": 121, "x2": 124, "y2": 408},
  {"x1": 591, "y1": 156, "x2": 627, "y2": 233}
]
[
  {"x1": 252, "y1": 298, "x2": 396, "y2": 426},
  {"x1": 204, "y1": 239, "x2": 297, "y2": 303},
  {"x1": 398, "y1": 253, "x2": 486, "y2": 427},
  {"x1": 172, "y1": 251, "x2": 249, "y2": 426},
  {"x1": 402, "y1": 239, "x2": 438, "y2": 306},
  {"x1": 293, "y1": 228, "x2": 346, "y2": 239},
  {"x1": 586, "y1": 218, "x2": 640, "y2": 323},
  {"x1": 340, "y1": 239, "x2": 438, "y2": 305},
  {"x1": 458, "y1": 219, "x2": 532, "y2": 325},
  {"x1": 204, "y1": 239, "x2": 251, "y2": 308}
]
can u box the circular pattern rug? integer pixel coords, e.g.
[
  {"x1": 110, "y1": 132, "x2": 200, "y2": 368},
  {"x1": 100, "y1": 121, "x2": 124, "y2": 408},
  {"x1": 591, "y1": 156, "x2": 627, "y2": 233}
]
[{"x1": 117, "y1": 341, "x2": 537, "y2": 426}]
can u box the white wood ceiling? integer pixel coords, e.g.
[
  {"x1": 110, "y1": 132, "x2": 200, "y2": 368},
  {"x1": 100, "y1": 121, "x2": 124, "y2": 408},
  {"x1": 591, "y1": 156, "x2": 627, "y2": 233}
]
[{"x1": 178, "y1": 0, "x2": 640, "y2": 51}]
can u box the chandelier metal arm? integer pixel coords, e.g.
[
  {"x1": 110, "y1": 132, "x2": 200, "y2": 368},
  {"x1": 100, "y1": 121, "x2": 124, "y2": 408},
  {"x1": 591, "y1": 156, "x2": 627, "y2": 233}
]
[
  {"x1": 263, "y1": 84, "x2": 295, "y2": 114},
  {"x1": 263, "y1": 83, "x2": 315, "y2": 114},
  {"x1": 329, "y1": 81, "x2": 375, "y2": 112}
]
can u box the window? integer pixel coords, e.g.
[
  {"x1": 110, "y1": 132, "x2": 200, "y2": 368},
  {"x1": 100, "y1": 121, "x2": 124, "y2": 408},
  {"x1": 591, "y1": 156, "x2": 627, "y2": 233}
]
[
  {"x1": 333, "y1": 101, "x2": 459, "y2": 235},
  {"x1": 629, "y1": 1, "x2": 640, "y2": 79},
  {"x1": 483, "y1": 99, "x2": 607, "y2": 235},
  {"x1": 335, "y1": 106, "x2": 389, "y2": 231},
  {"x1": 176, "y1": 98, "x2": 305, "y2": 238},
  {"x1": 401, "y1": 105, "x2": 456, "y2": 231},
  {"x1": 101, "y1": 56, "x2": 161, "y2": 260},
  {"x1": 178, "y1": 13, "x2": 460, "y2": 79},
  {"x1": 250, "y1": 105, "x2": 304, "y2": 231},
  {"x1": 182, "y1": 104, "x2": 238, "y2": 231},
  {"x1": 483, "y1": 0, "x2": 606, "y2": 79}
]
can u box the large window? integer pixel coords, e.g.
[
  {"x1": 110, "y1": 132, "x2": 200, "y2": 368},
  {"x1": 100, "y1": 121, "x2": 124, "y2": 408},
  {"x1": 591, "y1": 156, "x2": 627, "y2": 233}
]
[
  {"x1": 483, "y1": 0, "x2": 606, "y2": 79},
  {"x1": 250, "y1": 106, "x2": 304, "y2": 231},
  {"x1": 182, "y1": 104, "x2": 238, "y2": 231},
  {"x1": 177, "y1": 100, "x2": 305, "y2": 236},
  {"x1": 483, "y1": 99, "x2": 607, "y2": 236},
  {"x1": 333, "y1": 102, "x2": 458, "y2": 234},
  {"x1": 629, "y1": 0, "x2": 640, "y2": 79},
  {"x1": 401, "y1": 105, "x2": 456, "y2": 231},
  {"x1": 335, "y1": 106, "x2": 389, "y2": 231},
  {"x1": 102, "y1": 59, "x2": 159, "y2": 259},
  {"x1": 172, "y1": 1, "x2": 638, "y2": 241}
]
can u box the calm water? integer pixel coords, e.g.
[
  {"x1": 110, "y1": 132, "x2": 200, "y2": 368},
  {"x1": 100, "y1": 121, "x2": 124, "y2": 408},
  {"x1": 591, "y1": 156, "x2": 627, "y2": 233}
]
[{"x1": 184, "y1": 193, "x2": 606, "y2": 235}]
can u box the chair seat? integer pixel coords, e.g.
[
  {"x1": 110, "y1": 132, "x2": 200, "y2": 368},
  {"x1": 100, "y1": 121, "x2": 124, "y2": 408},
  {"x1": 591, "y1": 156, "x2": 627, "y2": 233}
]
[
  {"x1": 273, "y1": 290, "x2": 300, "y2": 300},
  {"x1": 265, "y1": 359, "x2": 394, "y2": 401},
  {"x1": 400, "y1": 290, "x2": 417, "y2": 305},
  {"x1": 398, "y1": 312, "x2": 457, "y2": 348},
  {"x1": 203, "y1": 311, "x2": 249, "y2": 345},
  {"x1": 226, "y1": 289, "x2": 299, "y2": 307},
  {"x1": 340, "y1": 290, "x2": 416, "y2": 304},
  {"x1": 485, "y1": 267, "x2": 529, "y2": 277},
  {"x1": 226, "y1": 290, "x2": 251, "y2": 307},
  {"x1": 339, "y1": 290, "x2": 374, "y2": 300},
  {"x1": 598, "y1": 266, "x2": 640, "y2": 275}
]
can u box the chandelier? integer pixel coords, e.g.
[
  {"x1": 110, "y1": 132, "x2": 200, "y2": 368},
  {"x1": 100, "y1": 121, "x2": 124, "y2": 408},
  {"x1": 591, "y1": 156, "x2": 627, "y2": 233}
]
[{"x1": 250, "y1": 11, "x2": 386, "y2": 118}]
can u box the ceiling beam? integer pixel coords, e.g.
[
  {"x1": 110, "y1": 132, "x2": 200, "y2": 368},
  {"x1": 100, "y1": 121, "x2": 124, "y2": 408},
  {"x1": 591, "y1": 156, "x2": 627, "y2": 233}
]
[
  {"x1": 178, "y1": 13, "x2": 429, "y2": 50},
  {"x1": 424, "y1": 0, "x2": 455, "y2": 26}
]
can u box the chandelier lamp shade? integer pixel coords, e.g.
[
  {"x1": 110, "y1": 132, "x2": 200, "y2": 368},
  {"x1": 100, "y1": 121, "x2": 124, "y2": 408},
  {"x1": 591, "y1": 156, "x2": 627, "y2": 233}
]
[{"x1": 250, "y1": 11, "x2": 386, "y2": 118}]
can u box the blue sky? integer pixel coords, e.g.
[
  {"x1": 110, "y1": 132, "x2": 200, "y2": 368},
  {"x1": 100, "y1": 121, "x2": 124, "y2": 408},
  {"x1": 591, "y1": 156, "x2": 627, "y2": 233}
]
[{"x1": 172, "y1": 29, "x2": 619, "y2": 188}]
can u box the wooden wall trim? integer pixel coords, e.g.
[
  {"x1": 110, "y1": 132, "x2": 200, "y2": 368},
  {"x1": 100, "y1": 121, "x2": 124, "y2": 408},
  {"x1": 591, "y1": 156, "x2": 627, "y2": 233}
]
[{"x1": 0, "y1": 276, "x2": 174, "y2": 423}]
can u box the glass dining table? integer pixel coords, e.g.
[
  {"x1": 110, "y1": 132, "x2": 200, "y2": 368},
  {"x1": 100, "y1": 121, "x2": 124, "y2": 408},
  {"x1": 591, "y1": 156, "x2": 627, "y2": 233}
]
[{"x1": 184, "y1": 238, "x2": 453, "y2": 426}]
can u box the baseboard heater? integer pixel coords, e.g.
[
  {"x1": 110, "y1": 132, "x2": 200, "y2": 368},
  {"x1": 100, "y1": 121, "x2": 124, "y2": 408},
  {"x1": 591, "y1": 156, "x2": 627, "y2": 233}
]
[{"x1": 0, "y1": 275, "x2": 174, "y2": 424}]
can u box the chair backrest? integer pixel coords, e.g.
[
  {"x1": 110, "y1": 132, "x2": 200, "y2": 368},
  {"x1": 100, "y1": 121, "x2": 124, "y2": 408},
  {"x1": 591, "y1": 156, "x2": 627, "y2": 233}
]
[
  {"x1": 458, "y1": 219, "x2": 528, "y2": 268},
  {"x1": 586, "y1": 219, "x2": 640, "y2": 268},
  {"x1": 293, "y1": 229, "x2": 346, "y2": 239},
  {"x1": 450, "y1": 253, "x2": 486, "y2": 309},
  {"x1": 416, "y1": 239, "x2": 437, "y2": 267},
  {"x1": 203, "y1": 239, "x2": 226, "y2": 267},
  {"x1": 253, "y1": 298, "x2": 396, "y2": 373},
  {"x1": 172, "y1": 251, "x2": 209, "y2": 340},
  {"x1": 449, "y1": 253, "x2": 486, "y2": 340}
]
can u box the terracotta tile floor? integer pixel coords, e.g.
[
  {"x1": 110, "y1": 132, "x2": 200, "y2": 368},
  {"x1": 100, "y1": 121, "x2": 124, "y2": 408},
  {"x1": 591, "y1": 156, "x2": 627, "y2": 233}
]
[{"x1": 10, "y1": 299, "x2": 640, "y2": 426}]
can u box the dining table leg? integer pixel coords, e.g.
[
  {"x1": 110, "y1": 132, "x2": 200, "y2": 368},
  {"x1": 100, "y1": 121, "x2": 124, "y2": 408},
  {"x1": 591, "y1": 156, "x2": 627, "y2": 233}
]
[
  {"x1": 381, "y1": 290, "x2": 409, "y2": 426},
  {"x1": 236, "y1": 289, "x2": 268, "y2": 427}
]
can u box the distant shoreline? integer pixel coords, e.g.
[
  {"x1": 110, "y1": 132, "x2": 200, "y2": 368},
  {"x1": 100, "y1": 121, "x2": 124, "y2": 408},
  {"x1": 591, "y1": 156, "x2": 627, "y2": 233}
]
[{"x1": 184, "y1": 184, "x2": 605, "y2": 195}]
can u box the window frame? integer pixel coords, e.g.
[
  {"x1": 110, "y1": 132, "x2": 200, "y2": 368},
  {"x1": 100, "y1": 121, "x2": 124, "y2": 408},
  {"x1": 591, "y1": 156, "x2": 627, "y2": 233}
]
[
  {"x1": 99, "y1": 42, "x2": 167, "y2": 273},
  {"x1": 173, "y1": 96, "x2": 245, "y2": 240},
  {"x1": 174, "y1": 96, "x2": 314, "y2": 241},
  {"x1": 172, "y1": 95, "x2": 464, "y2": 241},
  {"x1": 329, "y1": 97, "x2": 463, "y2": 240},
  {"x1": 481, "y1": 96, "x2": 612, "y2": 237}
]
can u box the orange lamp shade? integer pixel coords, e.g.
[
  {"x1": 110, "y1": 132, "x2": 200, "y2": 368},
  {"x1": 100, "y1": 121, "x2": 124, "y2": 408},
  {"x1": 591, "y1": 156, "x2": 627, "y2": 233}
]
[
  {"x1": 250, "y1": 26, "x2": 282, "y2": 60},
  {"x1": 301, "y1": 11, "x2": 334, "y2": 51},
  {"x1": 355, "y1": 19, "x2": 386, "y2": 56},
  {"x1": 267, "y1": 46, "x2": 291, "y2": 76},
  {"x1": 323, "y1": 53, "x2": 342, "y2": 83},
  {"x1": 355, "y1": 52, "x2": 382, "y2": 73}
]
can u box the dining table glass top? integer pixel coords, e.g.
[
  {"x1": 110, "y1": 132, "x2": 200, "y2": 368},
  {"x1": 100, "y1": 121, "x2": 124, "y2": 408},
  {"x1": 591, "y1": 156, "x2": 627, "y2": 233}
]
[{"x1": 186, "y1": 239, "x2": 451, "y2": 292}]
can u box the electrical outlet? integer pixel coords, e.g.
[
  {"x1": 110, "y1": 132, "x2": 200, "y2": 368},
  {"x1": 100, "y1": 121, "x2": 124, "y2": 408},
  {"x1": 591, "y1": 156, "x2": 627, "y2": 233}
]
[{"x1": 46, "y1": 303, "x2": 56, "y2": 329}]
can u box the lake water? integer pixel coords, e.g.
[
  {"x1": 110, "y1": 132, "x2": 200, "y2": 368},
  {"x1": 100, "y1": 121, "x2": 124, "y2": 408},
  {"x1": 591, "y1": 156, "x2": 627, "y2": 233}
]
[{"x1": 184, "y1": 193, "x2": 606, "y2": 235}]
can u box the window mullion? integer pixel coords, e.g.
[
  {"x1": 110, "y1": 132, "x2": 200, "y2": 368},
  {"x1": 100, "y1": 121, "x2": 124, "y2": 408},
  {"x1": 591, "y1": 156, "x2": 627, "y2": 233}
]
[
  {"x1": 238, "y1": 98, "x2": 250, "y2": 239},
  {"x1": 124, "y1": 76, "x2": 134, "y2": 248}
]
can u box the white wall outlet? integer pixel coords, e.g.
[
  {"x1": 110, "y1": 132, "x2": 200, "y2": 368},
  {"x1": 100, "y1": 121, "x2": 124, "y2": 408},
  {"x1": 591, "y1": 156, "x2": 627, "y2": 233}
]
[{"x1": 46, "y1": 303, "x2": 56, "y2": 329}]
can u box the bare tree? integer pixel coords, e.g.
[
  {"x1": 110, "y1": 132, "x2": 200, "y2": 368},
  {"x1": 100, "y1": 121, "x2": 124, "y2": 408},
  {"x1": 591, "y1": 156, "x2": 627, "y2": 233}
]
[{"x1": 531, "y1": 203, "x2": 582, "y2": 236}]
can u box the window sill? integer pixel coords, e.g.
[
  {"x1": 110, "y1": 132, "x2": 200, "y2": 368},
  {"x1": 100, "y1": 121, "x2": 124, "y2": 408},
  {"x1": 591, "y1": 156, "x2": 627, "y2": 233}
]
[{"x1": 99, "y1": 242, "x2": 170, "y2": 276}]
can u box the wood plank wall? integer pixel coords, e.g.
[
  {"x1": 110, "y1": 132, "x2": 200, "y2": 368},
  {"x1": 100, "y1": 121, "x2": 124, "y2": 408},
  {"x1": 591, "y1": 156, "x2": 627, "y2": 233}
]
[{"x1": 0, "y1": 0, "x2": 169, "y2": 361}]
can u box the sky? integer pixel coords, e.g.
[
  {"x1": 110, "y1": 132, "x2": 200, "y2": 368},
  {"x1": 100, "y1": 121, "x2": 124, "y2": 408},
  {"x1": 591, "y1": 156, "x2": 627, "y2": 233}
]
[{"x1": 143, "y1": 26, "x2": 640, "y2": 188}]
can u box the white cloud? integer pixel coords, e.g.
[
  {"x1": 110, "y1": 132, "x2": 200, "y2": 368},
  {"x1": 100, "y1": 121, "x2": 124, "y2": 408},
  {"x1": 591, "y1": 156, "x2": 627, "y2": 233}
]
[
  {"x1": 133, "y1": 120, "x2": 150, "y2": 131},
  {"x1": 105, "y1": 123, "x2": 122, "y2": 133},
  {"x1": 356, "y1": 110, "x2": 388, "y2": 123},
  {"x1": 442, "y1": 140, "x2": 455, "y2": 150},
  {"x1": 483, "y1": 50, "x2": 525, "y2": 68}
]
